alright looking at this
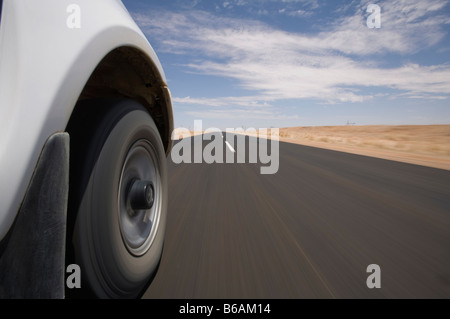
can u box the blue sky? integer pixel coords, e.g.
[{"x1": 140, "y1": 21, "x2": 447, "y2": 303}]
[{"x1": 122, "y1": 0, "x2": 450, "y2": 129}]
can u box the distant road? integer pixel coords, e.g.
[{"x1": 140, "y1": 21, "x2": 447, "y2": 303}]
[{"x1": 143, "y1": 133, "x2": 450, "y2": 298}]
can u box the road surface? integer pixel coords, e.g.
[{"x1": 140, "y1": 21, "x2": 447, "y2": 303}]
[{"x1": 143, "y1": 133, "x2": 450, "y2": 298}]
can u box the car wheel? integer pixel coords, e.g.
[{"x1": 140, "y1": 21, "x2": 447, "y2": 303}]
[{"x1": 67, "y1": 98, "x2": 167, "y2": 298}]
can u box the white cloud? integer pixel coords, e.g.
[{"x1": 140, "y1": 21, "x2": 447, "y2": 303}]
[
  {"x1": 134, "y1": 0, "x2": 450, "y2": 109},
  {"x1": 185, "y1": 109, "x2": 299, "y2": 121},
  {"x1": 173, "y1": 96, "x2": 273, "y2": 108},
  {"x1": 285, "y1": 9, "x2": 313, "y2": 17},
  {"x1": 280, "y1": 0, "x2": 320, "y2": 9}
]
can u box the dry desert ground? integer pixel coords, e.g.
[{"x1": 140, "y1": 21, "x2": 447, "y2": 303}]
[{"x1": 277, "y1": 125, "x2": 450, "y2": 170}]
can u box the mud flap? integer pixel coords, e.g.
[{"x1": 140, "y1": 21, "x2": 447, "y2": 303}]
[{"x1": 0, "y1": 132, "x2": 69, "y2": 298}]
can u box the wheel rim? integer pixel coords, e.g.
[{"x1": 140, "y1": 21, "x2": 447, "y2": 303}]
[{"x1": 118, "y1": 139, "x2": 161, "y2": 257}]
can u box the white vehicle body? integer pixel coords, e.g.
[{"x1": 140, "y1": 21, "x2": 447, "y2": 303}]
[
  {"x1": 0, "y1": 0, "x2": 173, "y2": 298},
  {"x1": 0, "y1": 0, "x2": 172, "y2": 241}
]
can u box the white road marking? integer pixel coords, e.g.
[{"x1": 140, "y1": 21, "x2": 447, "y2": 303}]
[
  {"x1": 225, "y1": 140, "x2": 236, "y2": 153},
  {"x1": 221, "y1": 132, "x2": 235, "y2": 152}
]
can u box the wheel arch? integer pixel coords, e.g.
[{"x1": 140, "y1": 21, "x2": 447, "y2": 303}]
[{"x1": 68, "y1": 46, "x2": 174, "y2": 156}]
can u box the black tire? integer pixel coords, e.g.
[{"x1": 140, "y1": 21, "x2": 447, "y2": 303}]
[{"x1": 67, "y1": 98, "x2": 167, "y2": 298}]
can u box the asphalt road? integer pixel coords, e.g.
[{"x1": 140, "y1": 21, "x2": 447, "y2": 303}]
[{"x1": 143, "y1": 133, "x2": 450, "y2": 298}]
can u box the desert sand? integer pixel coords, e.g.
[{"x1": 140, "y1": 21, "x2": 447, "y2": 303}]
[
  {"x1": 277, "y1": 125, "x2": 450, "y2": 171},
  {"x1": 172, "y1": 129, "x2": 204, "y2": 139}
]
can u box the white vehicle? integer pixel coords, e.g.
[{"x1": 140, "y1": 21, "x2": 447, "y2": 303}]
[{"x1": 0, "y1": 0, "x2": 173, "y2": 298}]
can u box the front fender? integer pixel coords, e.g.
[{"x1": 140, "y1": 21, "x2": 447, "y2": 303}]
[{"x1": 0, "y1": 0, "x2": 168, "y2": 241}]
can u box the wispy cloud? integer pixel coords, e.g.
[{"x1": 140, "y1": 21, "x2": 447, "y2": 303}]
[
  {"x1": 280, "y1": 0, "x2": 320, "y2": 9},
  {"x1": 186, "y1": 109, "x2": 299, "y2": 121},
  {"x1": 133, "y1": 0, "x2": 450, "y2": 118},
  {"x1": 172, "y1": 96, "x2": 273, "y2": 108},
  {"x1": 279, "y1": 8, "x2": 313, "y2": 17}
]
